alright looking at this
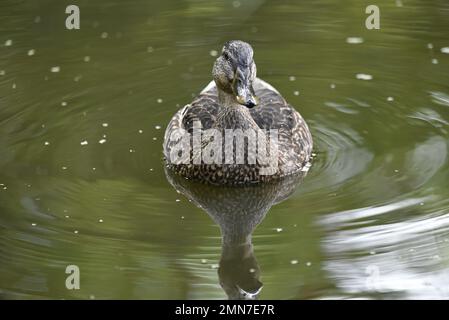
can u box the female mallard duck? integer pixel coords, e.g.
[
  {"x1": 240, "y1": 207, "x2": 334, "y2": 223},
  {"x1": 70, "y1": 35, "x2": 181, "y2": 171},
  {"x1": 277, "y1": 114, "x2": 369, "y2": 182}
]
[{"x1": 163, "y1": 40, "x2": 312, "y2": 185}]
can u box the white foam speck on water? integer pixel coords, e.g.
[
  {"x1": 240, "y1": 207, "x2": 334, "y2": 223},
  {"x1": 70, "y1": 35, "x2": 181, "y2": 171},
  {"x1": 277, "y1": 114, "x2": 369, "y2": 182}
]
[
  {"x1": 31, "y1": 223, "x2": 37, "y2": 226},
  {"x1": 98, "y1": 219, "x2": 103, "y2": 223},
  {"x1": 44, "y1": 141, "x2": 50, "y2": 146},
  {"x1": 232, "y1": 1, "x2": 241, "y2": 8},
  {"x1": 175, "y1": 199, "x2": 180, "y2": 202},
  {"x1": 211, "y1": 264, "x2": 219, "y2": 269},
  {"x1": 201, "y1": 259, "x2": 207, "y2": 264},
  {"x1": 34, "y1": 16, "x2": 41, "y2": 23},
  {"x1": 92, "y1": 167, "x2": 96, "y2": 171},
  {"x1": 129, "y1": 148, "x2": 135, "y2": 153},
  {"x1": 138, "y1": 129, "x2": 143, "y2": 134},
  {"x1": 155, "y1": 125, "x2": 161, "y2": 130},
  {"x1": 370, "y1": 251, "x2": 376, "y2": 255},
  {"x1": 294, "y1": 91, "x2": 299, "y2": 96},
  {"x1": 427, "y1": 43, "x2": 434, "y2": 49},
  {"x1": 181, "y1": 216, "x2": 185, "y2": 219},
  {"x1": 356, "y1": 73, "x2": 373, "y2": 80},
  {"x1": 0, "y1": 70, "x2": 4, "y2": 76},
  {"x1": 441, "y1": 47, "x2": 449, "y2": 54},
  {"x1": 210, "y1": 50, "x2": 218, "y2": 57},
  {"x1": 61, "y1": 101, "x2": 67, "y2": 106},
  {"x1": 102, "y1": 134, "x2": 107, "y2": 138},
  {"x1": 99, "y1": 139, "x2": 106, "y2": 144},
  {"x1": 149, "y1": 168, "x2": 154, "y2": 172},
  {"x1": 396, "y1": 0, "x2": 403, "y2": 7},
  {"x1": 28, "y1": 49, "x2": 35, "y2": 56},
  {"x1": 5, "y1": 39, "x2": 12, "y2": 46},
  {"x1": 84, "y1": 56, "x2": 91, "y2": 62},
  {"x1": 51, "y1": 66, "x2": 60, "y2": 73},
  {"x1": 12, "y1": 83, "x2": 16, "y2": 89},
  {"x1": 432, "y1": 58, "x2": 439, "y2": 64},
  {"x1": 74, "y1": 230, "x2": 79, "y2": 234},
  {"x1": 290, "y1": 260, "x2": 299, "y2": 265},
  {"x1": 61, "y1": 166, "x2": 67, "y2": 170},
  {"x1": 249, "y1": 268, "x2": 256, "y2": 273},
  {"x1": 102, "y1": 123, "x2": 108, "y2": 127},
  {"x1": 288, "y1": 76, "x2": 296, "y2": 81},
  {"x1": 387, "y1": 96, "x2": 394, "y2": 102},
  {"x1": 275, "y1": 228, "x2": 283, "y2": 233},
  {"x1": 346, "y1": 37, "x2": 364, "y2": 44},
  {"x1": 101, "y1": 32, "x2": 108, "y2": 39},
  {"x1": 147, "y1": 46, "x2": 154, "y2": 53},
  {"x1": 152, "y1": 137, "x2": 157, "y2": 141},
  {"x1": 74, "y1": 75, "x2": 82, "y2": 82},
  {"x1": 80, "y1": 140, "x2": 88, "y2": 146},
  {"x1": 157, "y1": 98, "x2": 163, "y2": 103},
  {"x1": 330, "y1": 83, "x2": 336, "y2": 89},
  {"x1": 306, "y1": 262, "x2": 312, "y2": 266}
]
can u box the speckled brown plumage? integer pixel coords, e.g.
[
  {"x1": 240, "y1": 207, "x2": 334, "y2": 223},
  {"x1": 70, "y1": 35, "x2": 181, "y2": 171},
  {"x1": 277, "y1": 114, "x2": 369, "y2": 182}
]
[{"x1": 163, "y1": 41, "x2": 313, "y2": 185}]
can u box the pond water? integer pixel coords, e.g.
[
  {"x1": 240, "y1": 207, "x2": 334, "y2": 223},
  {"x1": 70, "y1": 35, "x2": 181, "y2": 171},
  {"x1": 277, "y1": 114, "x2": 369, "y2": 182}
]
[{"x1": 1, "y1": 0, "x2": 449, "y2": 299}]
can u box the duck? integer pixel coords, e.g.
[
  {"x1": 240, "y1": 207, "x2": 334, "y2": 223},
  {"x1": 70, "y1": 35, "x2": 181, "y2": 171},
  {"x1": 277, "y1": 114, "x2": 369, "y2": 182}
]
[{"x1": 163, "y1": 40, "x2": 312, "y2": 185}]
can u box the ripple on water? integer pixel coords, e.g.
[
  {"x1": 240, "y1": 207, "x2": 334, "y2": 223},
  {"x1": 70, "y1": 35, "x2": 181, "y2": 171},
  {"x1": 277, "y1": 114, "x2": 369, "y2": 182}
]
[
  {"x1": 305, "y1": 117, "x2": 374, "y2": 192},
  {"x1": 320, "y1": 202, "x2": 449, "y2": 298},
  {"x1": 429, "y1": 91, "x2": 449, "y2": 107},
  {"x1": 405, "y1": 136, "x2": 448, "y2": 187}
]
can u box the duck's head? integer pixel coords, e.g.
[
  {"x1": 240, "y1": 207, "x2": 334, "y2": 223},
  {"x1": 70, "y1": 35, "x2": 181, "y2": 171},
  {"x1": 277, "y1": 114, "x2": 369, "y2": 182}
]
[{"x1": 213, "y1": 40, "x2": 258, "y2": 108}]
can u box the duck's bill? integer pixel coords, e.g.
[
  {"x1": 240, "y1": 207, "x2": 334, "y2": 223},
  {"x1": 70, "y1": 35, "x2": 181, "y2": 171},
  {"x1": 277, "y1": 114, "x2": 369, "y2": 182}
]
[
  {"x1": 234, "y1": 82, "x2": 258, "y2": 108},
  {"x1": 233, "y1": 69, "x2": 258, "y2": 108},
  {"x1": 236, "y1": 93, "x2": 258, "y2": 108}
]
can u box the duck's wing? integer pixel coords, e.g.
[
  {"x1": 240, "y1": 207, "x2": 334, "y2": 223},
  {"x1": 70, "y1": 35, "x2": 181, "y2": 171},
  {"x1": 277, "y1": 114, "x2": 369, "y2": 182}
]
[
  {"x1": 250, "y1": 78, "x2": 313, "y2": 172},
  {"x1": 181, "y1": 83, "x2": 220, "y2": 133},
  {"x1": 163, "y1": 82, "x2": 219, "y2": 159}
]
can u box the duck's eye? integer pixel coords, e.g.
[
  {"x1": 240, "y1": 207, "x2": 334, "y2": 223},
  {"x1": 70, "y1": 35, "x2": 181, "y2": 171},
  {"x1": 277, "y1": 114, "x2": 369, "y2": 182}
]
[{"x1": 223, "y1": 52, "x2": 230, "y2": 61}]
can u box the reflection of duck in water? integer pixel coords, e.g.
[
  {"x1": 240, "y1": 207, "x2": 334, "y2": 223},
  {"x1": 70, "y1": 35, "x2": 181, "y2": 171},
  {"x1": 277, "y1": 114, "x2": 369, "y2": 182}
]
[
  {"x1": 165, "y1": 168, "x2": 306, "y2": 299},
  {"x1": 163, "y1": 40, "x2": 312, "y2": 185}
]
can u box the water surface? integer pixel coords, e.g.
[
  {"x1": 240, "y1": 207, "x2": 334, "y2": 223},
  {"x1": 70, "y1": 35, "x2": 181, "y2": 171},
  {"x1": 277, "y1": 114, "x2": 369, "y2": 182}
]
[{"x1": 1, "y1": 0, "x2": 449, "y2": 299}]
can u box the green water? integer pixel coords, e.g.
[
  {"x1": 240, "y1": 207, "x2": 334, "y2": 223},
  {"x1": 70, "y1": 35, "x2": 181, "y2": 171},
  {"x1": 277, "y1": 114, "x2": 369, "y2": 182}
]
[{"x1": 1, "y1": 0, "x2": 449, "y2": 299}]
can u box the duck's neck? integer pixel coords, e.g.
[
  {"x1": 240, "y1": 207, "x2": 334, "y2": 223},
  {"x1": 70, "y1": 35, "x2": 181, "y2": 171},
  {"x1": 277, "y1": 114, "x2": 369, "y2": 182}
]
[
  {"x1": 216, "y1": 89, "x2": 259, "y2": 130},
  {"x1": 221, "y1": 239, "x2": 253, "y2": 261}
]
